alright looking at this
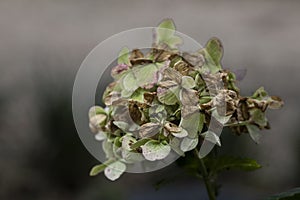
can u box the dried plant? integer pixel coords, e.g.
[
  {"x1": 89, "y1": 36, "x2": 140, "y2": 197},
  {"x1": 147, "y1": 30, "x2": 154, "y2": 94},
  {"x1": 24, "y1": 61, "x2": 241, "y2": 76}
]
[{"x1": 87, "y1": 19, "x2": 283, "y2": 199}]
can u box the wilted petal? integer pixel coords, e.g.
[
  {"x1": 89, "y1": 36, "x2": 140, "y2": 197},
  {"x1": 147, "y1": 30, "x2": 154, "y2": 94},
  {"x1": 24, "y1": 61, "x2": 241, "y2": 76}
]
[
  {"x1": 180, "y1": 88, "x2": 198, "y2": 106},
  {"x1": 111, "y1": 64, "x2": 129, "y2": 78},
  {"x1": 268, "y1": 96, "x2": 284, "y2": 109},
  {"x1": 104, "y1": 161, "x2": 126, "y2": 181},
  {"x1": 201, "y1": 130, "x2": 221, "y2": 146},
  {"x1": 171, "y1": 128, "x2": 188, "y2": 138},
  {"x1": 139, "y1": 122, "x2": 161, "y2": 138},
  {"x1": 159, "y1": 80, "x2": 178, "y2": 88},
  {"x1": 164, "y1": 121, "x2": 181, "y2": 133},
  {"x1": 157, "y1": 86, "x2": 179, "y2": 105},
  {"x1": 161, "y1": 67, "x2": 182, "y2": 83},
  {"x1": 180, "y1": 137, "x2": 198, "y2": 152},
  {"x1": 181, "y1": 76, "x2": 196, "y2": 89}
]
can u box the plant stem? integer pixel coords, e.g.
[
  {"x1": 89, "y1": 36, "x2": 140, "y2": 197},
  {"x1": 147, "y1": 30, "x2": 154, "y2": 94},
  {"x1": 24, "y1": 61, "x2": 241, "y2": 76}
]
[{"x1": 194, "y1": 150, "x2": 216, "y2": 200}]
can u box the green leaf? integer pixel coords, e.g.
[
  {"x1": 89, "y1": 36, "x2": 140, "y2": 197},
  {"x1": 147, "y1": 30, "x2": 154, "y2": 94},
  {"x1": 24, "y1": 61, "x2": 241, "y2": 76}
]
[
  {"x1": 201, "y1": 130, "x2": 221, "y2": 146},
  {"x1": 89, "y1": 160, "x2": 115, "y2": 176},
  {"x1": 205, "y1": 156, "x2": 262, "y2": 175},
  {"x1": 118, "y1": 47, "x2": 130, "y2": 65},
  {"x1": 181, "y1": 76, "x2": 196, "y2": 89},
  {"x1": 104, "y1": 161, "x2": 126, "y2": 181},
  {"x1": 180, "y1": 137, "x2": 198, "y2": 152},
  {"x1": 246, "y1": 124, "x2": 261, "y2": 144},
  {"x1": 266, "y1": 187, "x2": 300, "y2": 200},
  {"x1": 141, "y1": 140, "x2": 171, "y2": 161}
]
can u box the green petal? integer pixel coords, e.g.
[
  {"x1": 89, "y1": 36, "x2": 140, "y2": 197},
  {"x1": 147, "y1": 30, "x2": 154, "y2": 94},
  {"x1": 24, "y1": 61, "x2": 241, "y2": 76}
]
[
  {"x1": 171, "y1": 128, "x2": 188, "y2": 138},
  {"x1": 130, "y1": 88, "x2": 146, "y2": 103},
  {"x1": 89, "y1": 160, "x2": 115, "y2": 176},
  {"x1": 88, "y1": 106, "x2": 106, "y2": 118},
  {"x1": 149, "y1": 104, "x2": 167, "y2": 123},
  {"x1": 179, "y1": 88, "x2": 198, "y2": 106},
  {"x1": 155, "y1": 19, "x2": 183, "y2": 49},
  {"x1": 122, "y1": 71, "x2": 138, "y2": 92},
  {"x1": 95, "y1": 131, "x2": 107, "y2": 141},
  {"x1": 121, "y1": 135, "x2": 144, "y2": 163},
  {"x1": 181, "y1": 76, "x2": 196, "y2": 89},
  {"x1": 141, "y1": 140, "x2": 171, "y2": 161},
  {"x1": 180, "y1": 137, "x2": 198, "y2": 152},
  {"x1": 205, "y1": 38, "x2": 223, "y2": 69},
  {"x1": 157, "y1": 19, "x2": 175, "y2": 41},
  {"x1": 212, "y1": 109, "x2": 232, "y2": 125},
  {"x1": 180, "y1": 110, "x2": 202, "y2": 138},
  {"x1": 246, "y1": 124, "x2": 261, "y2": 144},
  {"x1": 102, "y1": 140, "x2": 114, "y2": 159},
  {"x1": 118, "y1": 47, "x2": 131, "y2": 65},
  {"x1": 104, "y1": 161, "x2": 126, "y2": 181},
  {"x1": 113, "y1": 121, "x2": 129, "y2": 132},
  {"x1": 165, "y1": 35, "x2": 182, "y2": 48},
  {"x1": 169, "y1": 137, "x2": 185, "y2": 156},
  {"x1": 249, "y1": 108, "x2": 267, "y2": 127},
  {"x1": 201, "y1": 131, "x2": 221, "y2": 146},
  {"x1": 134, "y1": 64, "x2": 159, "y2": 88},
  {"x1": 157, "y1": 86, "x2": 179, "y2": 105}
]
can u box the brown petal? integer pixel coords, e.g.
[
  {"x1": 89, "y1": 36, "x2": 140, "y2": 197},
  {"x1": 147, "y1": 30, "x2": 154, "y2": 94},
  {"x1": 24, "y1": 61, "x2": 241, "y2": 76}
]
[
  {"x1": 164, "y1": 121, "x2": 181, "y2": 133},
  {"x1": 139, "y1": 122, "x2": 161, "y2": 138}
]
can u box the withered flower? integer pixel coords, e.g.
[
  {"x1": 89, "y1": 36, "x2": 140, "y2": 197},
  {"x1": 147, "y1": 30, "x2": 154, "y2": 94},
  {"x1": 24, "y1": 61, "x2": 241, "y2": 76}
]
[{"x1": 88, "y1": 19, "x2": 283, "y2": 181}]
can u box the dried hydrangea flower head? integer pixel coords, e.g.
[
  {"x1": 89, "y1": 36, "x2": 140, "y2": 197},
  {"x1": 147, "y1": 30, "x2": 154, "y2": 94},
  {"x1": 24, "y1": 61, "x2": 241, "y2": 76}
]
[{"x1": 88, "y1": 19, "x2": 283, "y2": 181}]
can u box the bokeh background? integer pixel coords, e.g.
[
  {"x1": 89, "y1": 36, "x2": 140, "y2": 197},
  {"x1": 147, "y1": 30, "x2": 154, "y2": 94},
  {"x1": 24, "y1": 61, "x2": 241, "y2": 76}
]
[{"x1": 1, "y1": 0, "x2": 299, "y2": 199}]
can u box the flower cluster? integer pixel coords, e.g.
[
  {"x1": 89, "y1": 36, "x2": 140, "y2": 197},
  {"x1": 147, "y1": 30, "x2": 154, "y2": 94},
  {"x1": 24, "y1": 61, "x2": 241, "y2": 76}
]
[{"x1": 88, "y1": 19, "x2": 283, "y2": 180}]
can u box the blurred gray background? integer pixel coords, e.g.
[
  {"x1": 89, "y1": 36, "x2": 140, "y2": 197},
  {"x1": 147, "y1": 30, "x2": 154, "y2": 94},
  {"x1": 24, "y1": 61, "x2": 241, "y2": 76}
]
[{"x1": 0, "y1": 0, "x2": 299, "y2": 199}]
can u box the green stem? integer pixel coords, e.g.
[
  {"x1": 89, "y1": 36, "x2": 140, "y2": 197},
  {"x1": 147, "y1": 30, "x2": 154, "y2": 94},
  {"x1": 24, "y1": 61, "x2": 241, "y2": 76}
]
[{"x1": 194, "y1": 150, "x2": 216, "y2": 200}]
